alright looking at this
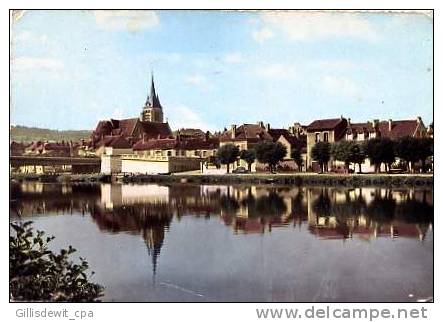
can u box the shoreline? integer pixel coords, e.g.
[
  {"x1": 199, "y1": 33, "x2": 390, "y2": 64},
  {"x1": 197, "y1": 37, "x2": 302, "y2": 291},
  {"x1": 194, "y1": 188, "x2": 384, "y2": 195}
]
[{"x1": 10, "y1": 172, "x2": 434, "y2": 187}]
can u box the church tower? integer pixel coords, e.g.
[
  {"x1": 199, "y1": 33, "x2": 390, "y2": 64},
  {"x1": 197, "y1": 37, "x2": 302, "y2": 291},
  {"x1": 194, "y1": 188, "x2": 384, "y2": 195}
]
[{"x1": 140, "y1": 73, "x2": 164, "y2": 123}]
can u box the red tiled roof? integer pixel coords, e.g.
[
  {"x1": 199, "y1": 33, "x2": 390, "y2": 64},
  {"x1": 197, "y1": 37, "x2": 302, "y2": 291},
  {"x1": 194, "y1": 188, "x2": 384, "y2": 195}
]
[
  {"x1": 378, "y1": 120, "x2": 419, "y2": 139},
  {"x1": 268, "y1": 129, "x2": 291, "y2": 141},
  {"x1": 133, "y1": 137, "x2": 219, "y2": 151},
  {"x1": 117, "y1": 118, "x2": 139, "y2": 137},
  {"x1": 307, "y1": 118, "x2": 346, "y2": 131},
  {"x1": 139, "y1": 121, "x2": 172, "y2": 140},
  {"x1": 96, "y1": 136, "x2": 132, "y2": 149},
  {"x1": 133, "y1": 138, "x2": 177, "y2": 150},
  {"x1": 219, "y1": 124, "x2": 273, "y2": 142},
  {"x1": 43, "y1": 142, "x2": 71, "y2": 151},
  {"x1": 346, "y1": 122, "x2": 376, "y2": 135},
  {"x1": 94, "y1": 120, "x2": 113, "y2": 136}
]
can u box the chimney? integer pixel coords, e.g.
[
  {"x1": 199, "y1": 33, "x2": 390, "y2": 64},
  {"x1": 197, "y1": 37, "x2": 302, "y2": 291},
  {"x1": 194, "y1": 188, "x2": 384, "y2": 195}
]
[
  {"x1": 205, "y1": 131, "x2": 210, "y2": 141},
  {"x1": 388, "y1": 119, "x2": 393, "y2": 131},
  {"x1": 347, "y1": 118, "x2": 351, "y2": 127},
  {"x1": 371, "y1": 119, "x2": 379, "y2": 129},
  {"x1": 417, "y1": 116, "x2": 422, "y2": 124},
  {"x1": 265, "y1": 123, "x2": 271, "y2": 131},
  {"x1": 231, "y1": 124, "x2": 237, "y2": 139},
  {"x1": 257, "y1": 121, "x2": 264, "y2": 129}
]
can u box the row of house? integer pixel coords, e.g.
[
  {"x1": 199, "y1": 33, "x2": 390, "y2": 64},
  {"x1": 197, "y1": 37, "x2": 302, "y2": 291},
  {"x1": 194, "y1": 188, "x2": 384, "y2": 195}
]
[{"x1": 10, "y1": 74, "x2": 433, "y2": 175}]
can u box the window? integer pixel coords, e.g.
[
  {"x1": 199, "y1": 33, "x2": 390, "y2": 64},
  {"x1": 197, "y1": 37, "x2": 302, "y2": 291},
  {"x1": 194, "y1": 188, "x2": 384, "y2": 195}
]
[
  {"x1": 167, "y1": 151, "x2": 172, "y2": 156},
  {"x1": 315, "y1": 133, "x2": 320, "y2": 143},
  {"x1": 323, "y1": 132, "x2": 329, "y2": 142}
]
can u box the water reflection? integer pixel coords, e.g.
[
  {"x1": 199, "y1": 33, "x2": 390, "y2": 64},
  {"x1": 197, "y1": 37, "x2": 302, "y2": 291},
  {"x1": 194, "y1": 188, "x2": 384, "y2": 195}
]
[{"x1": 10, "y1": 182, "x2": 433, "y2": 283}]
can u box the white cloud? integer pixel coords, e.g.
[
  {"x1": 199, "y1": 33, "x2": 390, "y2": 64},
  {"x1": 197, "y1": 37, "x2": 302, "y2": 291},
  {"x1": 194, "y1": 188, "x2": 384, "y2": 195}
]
[
  {"x1": 255, "y1": 11, "x2": 377, "y2": 42},
  {"x1": 254, "y1": 63, "x2": 297, "y2": 79},
  {"x1": 168, "y1": 105, "x2": 216, "y2": 132},
  {"x1": 252, "y1": 27, "x2": 274, "y2": 43},
  {"x1": 12, "y1": 57, "x2": 64, "y2": 72},
  {"x1": 13, "y1": 30, "x2": 50, "y2": 45},
  {"x1": 93, "y1": 10, "x2": 159, "y2": 31},
  {"x1": 224, "y1": 52, "x2": 243, "y2": 64},
  {"x1": 322, "y1": 75, "x2": 361, "y2": 97}
]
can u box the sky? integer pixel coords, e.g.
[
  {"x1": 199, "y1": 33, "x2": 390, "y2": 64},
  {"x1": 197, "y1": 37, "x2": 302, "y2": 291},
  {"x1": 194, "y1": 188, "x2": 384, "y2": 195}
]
[{"x1": 10, "y1": 10, "x2": 433, "y2": 131}]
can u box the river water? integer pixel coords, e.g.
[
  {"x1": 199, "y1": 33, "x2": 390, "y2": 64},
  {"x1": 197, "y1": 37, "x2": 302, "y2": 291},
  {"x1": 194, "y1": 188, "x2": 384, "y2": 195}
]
[{"x1": 10, "y1": 182, "x2": 433, "y2": 302}]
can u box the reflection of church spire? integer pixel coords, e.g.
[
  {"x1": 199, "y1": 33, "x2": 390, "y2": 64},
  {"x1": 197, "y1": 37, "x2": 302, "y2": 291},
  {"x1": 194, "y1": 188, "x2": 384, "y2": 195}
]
[{"x1": 144, "y1": 226, "x2": 166, "y2": 278}]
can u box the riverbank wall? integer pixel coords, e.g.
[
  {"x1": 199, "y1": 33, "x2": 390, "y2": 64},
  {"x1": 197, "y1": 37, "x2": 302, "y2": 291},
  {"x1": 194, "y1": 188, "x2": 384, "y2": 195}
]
[{"x1": 10, "y1": 173, "x2": 433, "y2": 187}]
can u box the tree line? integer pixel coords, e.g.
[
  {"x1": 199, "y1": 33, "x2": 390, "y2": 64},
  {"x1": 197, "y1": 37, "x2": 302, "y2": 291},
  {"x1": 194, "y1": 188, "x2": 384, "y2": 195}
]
[
  {"x1": 311, "y1": 136, "x2": 433, "y2": 173},
  {"x1": 215, "y1": 136, "x2": 433, "y2": 174},
  {"x1": 216, "y1": 141, "x2": 288, "y2": 173}
]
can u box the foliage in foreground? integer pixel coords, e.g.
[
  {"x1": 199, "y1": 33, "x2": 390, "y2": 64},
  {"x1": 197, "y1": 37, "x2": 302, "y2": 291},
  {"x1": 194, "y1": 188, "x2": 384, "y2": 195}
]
[{"x1": 10, "y1": 221, "x2": 104, "y2": 302}]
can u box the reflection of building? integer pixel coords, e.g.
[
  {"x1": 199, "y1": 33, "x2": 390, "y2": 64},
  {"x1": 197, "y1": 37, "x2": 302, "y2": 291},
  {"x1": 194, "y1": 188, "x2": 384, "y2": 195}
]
[
  {"x1": 306, "y1": 187, "x2": 433, "y2": 241},
  {"x1": 11, "y1": 182, "x2": 434, "y2": 280},
  {"x1": 219, "y1": 186, "x2": 308, "y2": 234}
]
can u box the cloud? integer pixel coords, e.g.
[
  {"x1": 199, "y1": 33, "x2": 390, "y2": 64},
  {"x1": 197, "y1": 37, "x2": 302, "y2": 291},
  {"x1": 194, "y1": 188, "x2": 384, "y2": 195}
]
[
  {"x1": 12, "y1": 57, "x2": 64, "y2": 72},
  {"x1": 93, "y1": 10, "x2": 160, "y2": 31},
  {"x1": 252, "y1": 27, "x2": 274, "y2": 43},
  {"x1": 322, "y1": 75, "x2": 361, "y2": 97},
  {"x1": 254, "y1": 63, "x2": 297, "y2": 79},
  {"x1": 224, "y1": 52, "x2": 243, "y2": 64},
  {"x1": 167, "y1": 105, "x2": 216, "y2": 132},
  {"x1": 255, "y1": 11, "x2": 377, "y2": 42},
  {"x1": 13, "y1": 30, "x2": 50, "y2": 45}
]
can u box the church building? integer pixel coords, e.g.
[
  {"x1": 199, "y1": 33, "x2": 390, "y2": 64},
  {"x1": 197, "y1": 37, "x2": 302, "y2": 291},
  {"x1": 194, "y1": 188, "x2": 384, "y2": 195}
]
[{"x1": 91, "y1": 73, "x2": 172, "y2": 149}]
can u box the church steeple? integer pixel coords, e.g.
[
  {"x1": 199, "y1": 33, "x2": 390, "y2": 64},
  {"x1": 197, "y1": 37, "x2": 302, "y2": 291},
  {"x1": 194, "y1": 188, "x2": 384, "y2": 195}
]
[
  {"x1": 141, "y1": 71, "x2": 164, "y2": 122},
  {"x1": 145, "y1": 72, "x2": 162, "y2": 109}
]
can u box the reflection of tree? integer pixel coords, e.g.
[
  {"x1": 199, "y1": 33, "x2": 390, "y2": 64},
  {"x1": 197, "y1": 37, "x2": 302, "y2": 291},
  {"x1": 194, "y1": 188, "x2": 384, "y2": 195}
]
[
  {"x1": 395, "y1": 195, "x2": 433, "y2": 224},
  {"x1": 252, "y1": 192, "x2": 287, "y2": 217},
  {"x1": 312, "y1": 190, "x2": 332, "y2": 217},
  {"x1": 220, "y1": 195, "x2": 240, "y2": 214},
  {"x1": 330, "y1": 192, "x2": 367, "y2": 219},
  {"x1": 10, "y1": 182, "x2": 100, "y2": 217},
  {"x1": 366, "y1": 191, "x2": 396, "y2": 224}
]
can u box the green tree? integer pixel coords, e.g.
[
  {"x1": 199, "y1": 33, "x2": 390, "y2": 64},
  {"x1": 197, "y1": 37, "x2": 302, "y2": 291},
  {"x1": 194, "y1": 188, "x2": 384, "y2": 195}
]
[
  {"x1": 216, "y1": 144, "x2": 240, "y2": 173},
  {"x1": 331, "y1": 141, "x2": 353, "y2": 173},
  {"x1": 396, "y1": 137, "x2": 433, "y2": 173},
  {"x1": 395, "y1": 136, "x2": 421, "y2": 173},
  {"x1": 310, "y1": 141, "x2": 331, "y2": 173},
  {"x1": 290, "y1": 147, "x2": 304, "y2": 171},
  {"x1": 416, "y1": 137, "x2": 433, "y2": 173},
  {"x1": 10, "y1": 221, "x2": 104, "y2": 302},
  {"x1": 255, "y1": 141, "x2": 287, "y2": 173},
  {"x1": 365, "y1": 138, "x2": 396, "y2": 173},
  {"x1": 239, "y1": 149, "x2": 256, "y2": 172},
  {"x1": 348, "y1": 142, "x2": 367, "y2": 173}
]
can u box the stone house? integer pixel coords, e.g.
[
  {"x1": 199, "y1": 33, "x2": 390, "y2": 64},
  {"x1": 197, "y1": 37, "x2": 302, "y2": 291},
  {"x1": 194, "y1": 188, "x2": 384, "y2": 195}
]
[{"x1": 306, "y1": 117, "x2": 348, "y2": 170}]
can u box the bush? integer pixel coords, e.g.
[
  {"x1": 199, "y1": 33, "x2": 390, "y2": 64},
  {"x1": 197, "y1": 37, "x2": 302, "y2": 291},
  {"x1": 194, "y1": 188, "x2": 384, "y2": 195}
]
[{"x1": 10, "y1": 221, "x2": 104, "y2": 302}]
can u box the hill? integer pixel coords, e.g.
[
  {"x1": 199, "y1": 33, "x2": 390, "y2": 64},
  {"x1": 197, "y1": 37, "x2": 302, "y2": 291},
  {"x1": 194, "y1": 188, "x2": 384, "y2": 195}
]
[{"x1": 10, "y1": 125, "x2": 92, "y2": 143}]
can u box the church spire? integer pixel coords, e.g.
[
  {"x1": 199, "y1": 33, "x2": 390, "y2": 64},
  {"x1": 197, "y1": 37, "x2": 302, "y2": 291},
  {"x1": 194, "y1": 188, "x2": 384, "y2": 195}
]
[
  {"x1": 141, "y1": 70, "x2": 164, "y2": 122},
  {"x1": 146, "y1": 72, "x2": 162, "y2": 109}
]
